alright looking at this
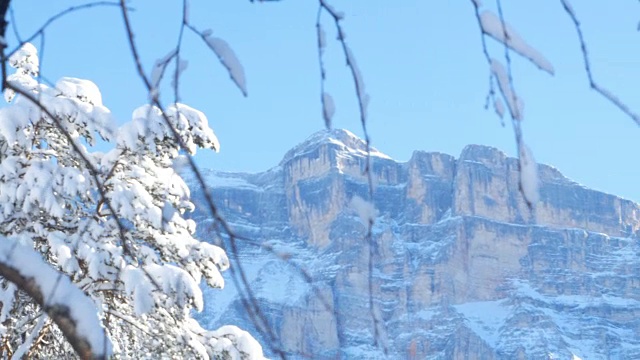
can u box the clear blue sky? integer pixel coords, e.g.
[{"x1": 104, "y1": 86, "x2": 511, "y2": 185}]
[{"x1": 7, "y1": 1, "x2": 640, "y2": 201}]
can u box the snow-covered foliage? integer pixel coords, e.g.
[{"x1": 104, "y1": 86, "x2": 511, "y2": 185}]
[
  {"x1": 0, "y1": 237, "x2": 111, "y2": 359},
  {"x1": 0, "y1": 43, "x2": 263, "y2": 359}
]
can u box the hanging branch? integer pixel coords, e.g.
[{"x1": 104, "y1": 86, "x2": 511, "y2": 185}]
[
  {"x1": 317, "y1": 0, "x2": 385, "y2": 353},
  {"x1": 5, "y1": 1, "x2": 125, "y2": 60},
  {"x1": 117, "y1": 2, "x2": 286, "y2": 357},
  {"x1": 559, "y1": 0, "x2": 640, "y2": 126}
]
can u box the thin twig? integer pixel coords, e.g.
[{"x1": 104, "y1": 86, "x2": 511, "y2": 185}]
[
  {"x1": 315, "y1": 5, "x2": 330, "y2": 129},
  {"x1": 470, "y1": 0, "x2": 534, "y2": 207},
  {"x1": 5, "y1": 1, "x2": 127, "y2": 61},
  {"x1": 118, "y1": 2, "x2": 285, "y2": 357},
  {"x1": 494, "y1": 0, "x2": 524, "y2": 144},
  {"x1": 318, "y1": 0, "x2": 384, "y2": 353},
  {"x1": 0, "y1": 0, "x2": 10, "y2": 91},
  {"x1": 559, "y1": 0, "x2": 640, "y2": 126}
]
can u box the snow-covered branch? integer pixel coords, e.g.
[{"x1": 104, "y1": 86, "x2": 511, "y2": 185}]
[
  {"x1": 469, "y1": 0, "x2": 543, "y2": 208},
  {"x1": 0, "y1": 239, "x2": 110, "y2": 360},
  {"x1": 317, "y1": 1, "x2": 383, "y2": 352},
  {"x1": 118, "y1": 3, "x2": 283, "y2": 356},
  {"x1": 0, "y1": 40, "x2": 266, "y2": 358},
  {"x1": 5, "y1": 2, "x2": 124, "y2": 61}
]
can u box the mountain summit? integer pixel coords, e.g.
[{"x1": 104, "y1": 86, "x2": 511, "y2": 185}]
[
  {"x1": 279, "y1": 128, "x2": 390, "y2": 166},
  {"x1": 190, "y1": 130, "x2": 640, "y2": 359}
]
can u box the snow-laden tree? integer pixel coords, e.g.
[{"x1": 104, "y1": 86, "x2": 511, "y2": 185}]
[{"x1": 0, "y1": 43, "x2": 263, "y2": 359}]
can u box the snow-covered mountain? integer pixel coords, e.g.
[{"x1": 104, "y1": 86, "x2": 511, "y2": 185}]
[{"x1": 186, "y1": 129, "x2": 640, "y2": 359}]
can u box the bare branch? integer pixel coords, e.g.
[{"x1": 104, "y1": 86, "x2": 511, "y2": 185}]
[
  {"x1": 559, "y1": 0, "x2": 640, "y2": 126},
  {"x1": 0, "y1": 0, "x2": 11, "y2": 91},
  {"x1": 469, "y1": 0, "x2": 541, "y2": 209},
  {"x1": 315, "y1": 6, "x2": 331, "y2": 129},
  {"x1": 317, "y1": 1, "x2": 384, "y2": 352},
  {"x1": 319, "y1": 0, "x2": 371, "y2": 163},
  {"x1": 5, "y1": 2, "x2": 126, "y2": 61},
  {"x1": 118, "y1": 2, "x2": 285, "y2": 357}
]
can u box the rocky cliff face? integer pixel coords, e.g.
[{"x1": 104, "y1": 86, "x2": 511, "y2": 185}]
[{"x1": 188, "y1": 129, "x2": 640, "y2": 359}]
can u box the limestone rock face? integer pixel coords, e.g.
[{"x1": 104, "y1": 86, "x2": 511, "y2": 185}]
[{"x1": 190, "y1": 129, "x2": 640, "y2": 359}]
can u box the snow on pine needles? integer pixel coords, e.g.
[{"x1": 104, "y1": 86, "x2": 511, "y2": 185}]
[{"x1": 0, "y1": 43, "x2": 263, "y2": 359}]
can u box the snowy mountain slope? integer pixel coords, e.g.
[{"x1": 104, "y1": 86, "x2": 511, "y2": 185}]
[{"x1": 187, "y1": 129, "x2": 640, "y2": 359}]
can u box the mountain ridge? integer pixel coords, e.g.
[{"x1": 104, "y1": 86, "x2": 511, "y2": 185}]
[
  {"x1": 188, "y1": 129, "x2": 640, "y2": 359},
  {"x1": 199, "y1": 128, "x2": 582, "y2": 191}
]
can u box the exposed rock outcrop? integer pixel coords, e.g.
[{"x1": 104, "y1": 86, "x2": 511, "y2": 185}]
[{"x1": 190, "y1": 129, "x2": 640, "y2": 359}]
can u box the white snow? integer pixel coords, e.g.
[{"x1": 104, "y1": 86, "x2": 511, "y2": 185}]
[
  {"x1": 172, "y1": 59, "x2": 189, "y2": 88},
  {"x1": 490, "y1": 58, "x2": 524, "y2": 120},
  {"x1": 350, "y1": 195, "x2": 377, "y2": 225},
  {"x1": 151, "y1": 49, "x2": 177, "y2": 90},
  {"x1": 344, "y1": 45, "x2": 370, "y2": 119},
  {"x1": 8, "y1": 42, "x2": 39, "y2": 76},
  {"x1": 0, "y1": 106, "x2": 29, "y2": 144},
  {"x1": 167, "y1": 103, "x2": 221, "y2": 153},
  {"x1": 201, "y1": 28, "x2": 213, "y2": 37},
  {"x1": 204, "y1": 34, "x2": 247, "y2": 96},
  {"x1": 480, "y1": 10, "x2": 554, "y2": 75},
  {"x1": 454, "y1": 299, "x2": 511, "y2": 348},
  {"x1": 318, "y1": 24, "x2": 327, "y2": 51},
  {"x1": 254, "y1": 261, "x2": 309, "y2": 305},
  {"x1": 510, "y1": 279, "x2": 640, "y2": 358},
  {"x1": 56, "y1": 77, "x2": 103, "y2": 106},
  {"x1": 494, "y1": 97, "x2": 505, "y2": 118},
  {"x1": 513, "y1": 280, "x2": 640, "y2": 309},
  {"x1": 202, "y1": 172, "x2": 261, "y2": 191},
  {"x1": 120, "y1": 103, "x2": 220, "y2": 155},
  {"x1": 518, "y1": 141, "x2": 539, "y2": 205},
  {"x1": 322, "y1": 92, "x2": 335, "y2": 126},
  {"x1": 332, "y1": 137, "x2": 390, "y2": 160},
  {"x1": 12, "y1": 315, "x2": 47, "y2": 359},
  {"x1": 283, "y1": 129, "x2": 392, "y2": 164},
  {"x1": 211, "y1": 325, "x2": 264, "y2": 359},
  {"x1": 0, "y1": 42, "x2": 259, "y2": 359},
  {"x1": 0, "y1": 237, "x2": 111, "y2": 357}
]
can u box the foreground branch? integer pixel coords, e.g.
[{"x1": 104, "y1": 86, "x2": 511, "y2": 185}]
[
  {"x1": 559, "y1": 0, "x2": 640, "y2": 126},
  {"x1": 118, "y1": 2, "x2": 286, "y2": 356},
  {"x1": 0, "y1": 240, "x2": 109, "y2": 360}
]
